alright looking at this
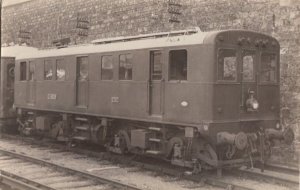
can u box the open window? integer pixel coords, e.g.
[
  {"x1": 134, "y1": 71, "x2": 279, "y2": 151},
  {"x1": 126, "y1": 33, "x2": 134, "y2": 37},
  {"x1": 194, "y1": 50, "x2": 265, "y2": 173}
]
[
  {"x1": 44, "y1": 60, "x2": 53, "y2": 80},
  {"x1": 119, "y1": 54, "x2": 132, "y2": 80},
  {"x1": 260, "y1": 53, "x2": 277, "y2": 82},
  {"x1": 56, "y1": 59, "x2": 66, "y2": 81},
  {"x1": 218, "y1": 49, "x2": 237, "y2": 81},
  {"x1": 101, "y1": 55, "x2": 113, "y2": 80},
  {"x1": 169, "y1": 50, "x2": 187, "y2": 80},
  {"x1": 20, "y1": 61, "x2": 27, "y2": 81}
]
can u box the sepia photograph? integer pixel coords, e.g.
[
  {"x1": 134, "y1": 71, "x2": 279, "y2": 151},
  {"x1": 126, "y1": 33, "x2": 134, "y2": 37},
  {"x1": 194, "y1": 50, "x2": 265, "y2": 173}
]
[{"x1": 0, "y1": 0, "x2": 299, "y2": 189}]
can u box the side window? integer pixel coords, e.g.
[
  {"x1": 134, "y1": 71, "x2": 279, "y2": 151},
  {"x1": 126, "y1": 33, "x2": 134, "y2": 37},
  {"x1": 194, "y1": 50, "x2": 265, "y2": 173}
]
[
  {"x1": 218, "y1": 49, "x2": 237, "y2": 81},
  {"x1": 56, "y1": 59, "x2": 66, "y2": 81},
  {"x1": 242, "y1": 51, "x2": 255, "y2": 81},
  {"x1": 20, "y1": 61, "x2": 27, "y2": 81},
  {"x1": 119, "y1": 54, "x2": 132, "y2": 80},
  {"x1": 101, "y1": 55, "x2": 113, "y2": 80},
  {"x1": 169, "y1": 49, "x2": 187, "y2": 80},
  {"x1": 44, "y1": 60, "x2": 53, "y2": 80},
  {"x1": 7, "y1": 63, "x2": 14, "y2": 88},
  {"x1": 150, "y1": 51, "x2": 162, "y2": 80},
  {"x1": 77, "y1": 56, "x2": 88, "y2": 80},
  {"x1": 261, "y1": 53, "x2": 277, "y2": 82},
  {"x1": 29, "y1": 61, "x2": 35, "y2": 81}
]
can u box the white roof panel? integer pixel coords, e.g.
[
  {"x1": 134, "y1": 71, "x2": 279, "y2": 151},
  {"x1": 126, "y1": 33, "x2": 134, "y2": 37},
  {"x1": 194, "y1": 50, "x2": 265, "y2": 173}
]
[
  {"x1": 16, "y1": 31, "x2": 215, "y2": 60},
  {"x1": 1, "y1": 45, "x2": 38, "y2": 58}
]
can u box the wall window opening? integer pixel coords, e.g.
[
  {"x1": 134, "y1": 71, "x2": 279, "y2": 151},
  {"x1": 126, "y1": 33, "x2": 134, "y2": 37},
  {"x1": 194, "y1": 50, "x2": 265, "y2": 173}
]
[
  {"x1": 261, "y1": 53, "x2": 277, "y2": 82},
  {"x1": 20, "y1": 62, "x2": 27, "y2": 81},
  {"x1": 119, "y1": 54, "x2": 132, "y2": 80},
  {"x1": 101, "y1": 55, "x2": 113, "y2": 80},
  {"x1": 218, "y1": 49, "x2": 237, "y2": 81},
  {"x1": 169, "y1": 50, "x2": 187, "y2": 80},
  {"x1": 242, "y1": 51, "x2": 255, "y2": 81}
]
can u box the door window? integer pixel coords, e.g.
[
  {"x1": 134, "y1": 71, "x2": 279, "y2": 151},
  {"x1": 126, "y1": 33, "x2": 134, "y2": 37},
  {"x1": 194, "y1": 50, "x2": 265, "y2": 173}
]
[
  {"x1": 77, "y1": 56, "x2": 89, "y2": 81},
  {"x1": 29, "y1": 61, "x2": 35, "y2": 81},
  {"x1": 150, "y1": 51, "x2": 162, "y2": 80},
  {"x1": 20, "y1": 62, "x2": 27, "y2": 81}
]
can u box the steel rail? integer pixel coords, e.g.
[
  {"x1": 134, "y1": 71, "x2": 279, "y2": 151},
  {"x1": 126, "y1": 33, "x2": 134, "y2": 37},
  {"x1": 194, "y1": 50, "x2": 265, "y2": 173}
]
[
  {"x1": 263, "y1": 163, "x2": 299, "y2": 176},
  {"x1": 0, "y1": 148, "x2": 142, "y2": 190},
  {"x1": 0, "y1": 134, "x2": 257, "y2": 190},
  {"x1": 0, "y1": 170, "x2": 55, "y2": 190},
  {"x1": 0, "y1": 134, "x2": 255, "y2": 190},
  {"x1": 227, "y1": 166, "x2": 299, "y2": 188}
]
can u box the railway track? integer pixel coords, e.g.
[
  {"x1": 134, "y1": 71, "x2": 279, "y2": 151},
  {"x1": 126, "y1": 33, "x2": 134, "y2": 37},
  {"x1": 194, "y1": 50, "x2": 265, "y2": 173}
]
[
  {"x1": 0, "y1": 148, "x2": 141, "y2": 190},
  {"x1": 226, "y1": 164, "x2": 299, "y2": 189},
  {"x1": 1, "y1": 134, "x2": 298, "y2": 190}
]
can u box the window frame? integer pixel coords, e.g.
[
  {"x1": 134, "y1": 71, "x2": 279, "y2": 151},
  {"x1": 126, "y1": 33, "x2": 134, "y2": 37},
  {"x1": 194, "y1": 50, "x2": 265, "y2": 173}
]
[
  {"x1": 259, "y1": 51, "x2": 278, "y2": 84},
  {"x1": 119, "y1": 53, "x2": 133, "y2": 81},
  {"x1": 28, "y1": 61, "x2": 35, "y2": 81},
  {"x1": 241, "y1": 49, "x2": 256, "y2": 82},
  {"x1": 217, "y1": 48, "x2": 238, "y2": 82},
  {"x1": 55, "y1": 59, "x2": 66, "y2": 81},
  {"x1": 44, "y1": 59, "x2": 54, "y2": 81},
  {"x1": 101, "y1": 55, "x2": 114, "y2": 81},
  {"x1": 150, "y1": 50, "x2": 163, "y2": 81},
  {"x1": 168, "y1": 49, "x2": 188, "y2": 81},
  {"x1": 19, "y1": 61, "x2": 27, "y2": 81},
  {"x1": 76, "y1": 56, "x2": 89, "y2": 81}
]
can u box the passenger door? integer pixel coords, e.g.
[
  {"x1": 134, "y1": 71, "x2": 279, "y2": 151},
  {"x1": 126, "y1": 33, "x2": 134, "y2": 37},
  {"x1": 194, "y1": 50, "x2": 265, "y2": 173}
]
[
  {"x1": 27, "y1": 61, "x2": 36, "y2": 105},
  {"x1": 240, "y1": 49, "x2": 258, "y2": 116},
  {"x1": 76, "y1": 56, "x2": 89, "y2": 107},
  {"x1": 148, "y1": 50, "x2": 163, "y2": 116}
]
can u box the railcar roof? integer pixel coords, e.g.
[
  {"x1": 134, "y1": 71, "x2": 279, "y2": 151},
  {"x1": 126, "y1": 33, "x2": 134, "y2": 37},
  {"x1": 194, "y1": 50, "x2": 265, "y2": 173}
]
[
  {"x1": 1, "y1": 45, "x2": 38, "y2": 58},
  {"x1": 16, "y1": 31, "x2": 221, "y2": 60},
  {"x1": 14, "y1": 29, "x2": 276, "y2": 60}
]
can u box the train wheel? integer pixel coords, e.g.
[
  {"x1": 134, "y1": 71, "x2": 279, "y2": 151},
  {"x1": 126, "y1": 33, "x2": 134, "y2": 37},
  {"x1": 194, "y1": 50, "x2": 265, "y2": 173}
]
[{"x1": 107, "y1": 130, "x2": 131, "y2": 154}]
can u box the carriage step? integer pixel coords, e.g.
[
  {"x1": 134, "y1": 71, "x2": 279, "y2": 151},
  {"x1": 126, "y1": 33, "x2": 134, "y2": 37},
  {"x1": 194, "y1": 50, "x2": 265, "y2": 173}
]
[
  {"x1": 72, "y1": 136, "x2": 87, "y2": 141},
  {"x1": 75, "y1": 126, "x2": 89, "y2": 131},
  {"x1": 149, "y1": 127, "x2": 161, "y2": 131},
  {"x1": 146, "y1": 150, "x2": 162, "y2": 155},
  {"x1": 149, "y1": 138, "x2": 161, "y2": 142}
]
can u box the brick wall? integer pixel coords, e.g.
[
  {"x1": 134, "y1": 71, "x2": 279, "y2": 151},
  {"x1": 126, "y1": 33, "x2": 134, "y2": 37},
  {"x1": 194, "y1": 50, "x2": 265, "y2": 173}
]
[{"x1": 1, "y1": 0, "x2": 300, "y2": 137}]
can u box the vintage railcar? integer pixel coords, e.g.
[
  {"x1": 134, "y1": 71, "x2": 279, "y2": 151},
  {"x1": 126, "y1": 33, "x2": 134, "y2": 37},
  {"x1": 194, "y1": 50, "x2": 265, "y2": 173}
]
[
  {"x1": 14, "y1": 28, "x2": 294, "y2": 171},
  {"x1": 0, "y1": 45, "x2": 37, "y2": 132}
]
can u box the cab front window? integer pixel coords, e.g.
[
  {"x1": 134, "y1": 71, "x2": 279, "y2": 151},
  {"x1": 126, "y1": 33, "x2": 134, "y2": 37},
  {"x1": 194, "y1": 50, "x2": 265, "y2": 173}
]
[
  {"x1": 260, "y1": 53, "x2": 277, "y2": 82},
  {"x1": 218, "y1": 49, "x2": 237, "y2": 81}
]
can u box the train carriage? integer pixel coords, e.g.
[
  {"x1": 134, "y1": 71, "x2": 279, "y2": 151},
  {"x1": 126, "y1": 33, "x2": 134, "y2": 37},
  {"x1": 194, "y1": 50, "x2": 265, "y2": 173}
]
[
  {"x1": 14, "y1": 28, "x2": 294, "y2": 171},
  {"x1": 0, "y1": 45, "x2": 37, "y2": 132}
]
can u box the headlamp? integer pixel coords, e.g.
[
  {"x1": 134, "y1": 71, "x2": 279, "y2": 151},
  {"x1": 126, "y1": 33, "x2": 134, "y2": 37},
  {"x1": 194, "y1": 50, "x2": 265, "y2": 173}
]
[{"x1": 246, "y1": 90, "x2": 259, "y2": 111}]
